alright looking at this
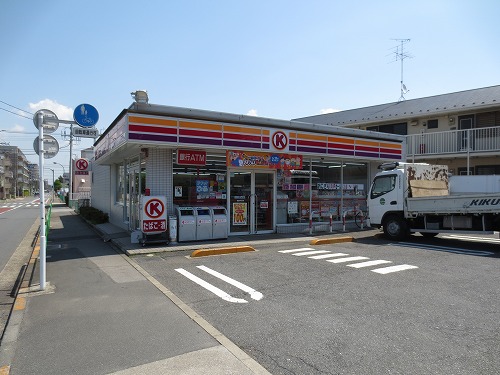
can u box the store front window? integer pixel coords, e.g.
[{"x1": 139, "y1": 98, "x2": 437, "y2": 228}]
[
  {"x1": 172, "y1": 151, "x2": 227, "y2": 206},
  {"x1": 277, "y1": 158, "x2": 367, "y2": 223}
]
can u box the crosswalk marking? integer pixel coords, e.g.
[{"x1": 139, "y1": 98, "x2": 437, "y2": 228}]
[
  {"x1": 372, "y1": 265, "x2": 418, "y2": 274},
  {"x1": 347, "y1": 260, "x2": 393, "y2": 268},
  {"x1": 279, "y1": 247, "x2": 418, "y2": 275},
  {"x1": 279, "y1": 248, "x2": 314, "y2": 253},
  {"x1": 326, "y1": 256, "x2": 369, "y2": 263},
  {"x1": 293, "y1": 250, "x2": 330, "y2": 256},
  {"x1": 309, "y1": 253, "x2": 349, "y2": 260}
]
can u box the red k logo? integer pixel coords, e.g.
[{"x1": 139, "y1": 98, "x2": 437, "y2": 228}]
[{"x1": 272, "y1": 131, "x2": 288, "y2": 150}]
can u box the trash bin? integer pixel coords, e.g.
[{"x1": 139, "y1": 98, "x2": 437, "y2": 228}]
[
  {"x1": 211, "y1": 206, "x2": 228, "y2": 239},
  {"x1": 176, "y1": 206, "x2": 196, "y2": 242},
  {"x1": 195, "y1": 207, "x2": 213, "y2": 240},
  {"x1": 168, "y1": 215, "x2": 178, "y2": 243}
]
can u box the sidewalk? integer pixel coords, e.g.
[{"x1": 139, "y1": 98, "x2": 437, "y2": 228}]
[{"x1": 0, "y1": 203, "x2": 272, "y2": 375}]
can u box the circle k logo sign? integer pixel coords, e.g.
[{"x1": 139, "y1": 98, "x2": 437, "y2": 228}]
[{"x1": 272, "y1": 131, "x2": 288, "y2": 150}]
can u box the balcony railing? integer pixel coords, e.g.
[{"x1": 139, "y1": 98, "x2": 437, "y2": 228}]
[{"x1": 407, "y1": 125, "x2": 500, "y2": 156}]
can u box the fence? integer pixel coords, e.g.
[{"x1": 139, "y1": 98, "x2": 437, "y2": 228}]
[{"x1": 407, "y1": 126, "x2": 500, "y2": 157}]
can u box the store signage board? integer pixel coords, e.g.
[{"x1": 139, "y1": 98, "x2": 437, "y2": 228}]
[
  {"x1": 75, "y1": 158, "x2": 90, "y2": 175},
  {"x1": 73, "y1": 103, "x2": 99, "y2": 127},
  {"x1": 177, "y1": 149, "x2": 206, "y2": 166},
  {"x1": 140, "y1": 196, "x2": 167, "y2": 234}
]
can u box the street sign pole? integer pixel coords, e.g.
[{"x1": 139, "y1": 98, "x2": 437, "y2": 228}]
[{"x1": 37, "y1": 112, "x2": 46, "y2": 290}]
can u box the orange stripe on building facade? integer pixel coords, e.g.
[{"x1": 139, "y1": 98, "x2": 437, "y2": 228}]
[
  {"x1": 224, "y1": 125, "x2": 263, "y2": 135},
  {"x1": 179, "y1": 121, "x2": 223, "y2": 131},
  {"x1": 129, "y1": 116, "x2": 177, "y2": 127}
]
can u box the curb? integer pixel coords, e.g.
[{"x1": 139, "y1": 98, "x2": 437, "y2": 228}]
[
  {"x1": 310, "y1": 236, "x2": 354, "y2": 245},
  {"x1": 191, "y1": 246, "x2": 255, "y2": 258}
]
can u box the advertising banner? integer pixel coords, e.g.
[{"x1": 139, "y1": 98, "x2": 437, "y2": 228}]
[
  {"x1": 226, "y1": 150, "x2": 302, "y2": 170},
  {"x1": 232, "y1": 202, "x2": 247, "y2": 225}
]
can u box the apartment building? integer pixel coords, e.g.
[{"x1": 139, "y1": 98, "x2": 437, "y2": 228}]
[{"x1": 295, "y1": 85, "x2": 500, "y2": 176}]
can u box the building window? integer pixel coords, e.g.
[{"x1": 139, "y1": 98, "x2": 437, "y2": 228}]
[
  {"x1": 366, "y1": 122, "x2": 407, "y2": 135},
  {"x1": 116, "y1": 164, "x2": 125, "y2": 204},
  {"x1": 427, "y1": 119, "x2": 438, "y2": 129}
]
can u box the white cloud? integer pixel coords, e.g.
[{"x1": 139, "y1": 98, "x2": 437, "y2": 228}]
[
  {"x1": 10, "y1": 124, "x2": 25, "y2": 132},
  {"x1": 319, "y1": 108, "x2": 341, "y2": 114},
  {"x1": 29, "y1": 99, "x2": 73, "y2": 120},
  {"x1": 246, "y1": 109, "x2": 258, "y2": 116}
]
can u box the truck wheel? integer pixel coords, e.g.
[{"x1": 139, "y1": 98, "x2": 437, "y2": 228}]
[{"x1": 383, "y1": 214, "x2": 408, "y2": 240}]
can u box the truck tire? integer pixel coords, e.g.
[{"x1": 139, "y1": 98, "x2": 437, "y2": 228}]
[{"x1": 383, "y1": 214, "x2": 408, "y2": 240}]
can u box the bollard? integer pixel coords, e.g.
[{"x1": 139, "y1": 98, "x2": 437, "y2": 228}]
[
  {"x1": 309, "y1": 217, "x2": 313, "y2": 235},
  {"x1": 360, "y1": 211, "x2": 364, "y2": 229},
  {"x1": 329, "y1": 214, "x2": 333, "y2": 233},
  {"x1": 342, "y1": 211, "x2": 346, "y2": 232}
]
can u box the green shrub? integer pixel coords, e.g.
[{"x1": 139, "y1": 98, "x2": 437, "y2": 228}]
[{"x1": 79, "y1": 206, "x2": 109, "y2": 224}]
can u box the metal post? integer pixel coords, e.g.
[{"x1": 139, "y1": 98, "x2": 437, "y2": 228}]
[
  {"x1": 309, "y1": 158, "x2": 313, "y2": 235},
  {"x1": 340, "y1": 162, "x2": 344, "y2": 220},
  {"x1": 69, "y1": 123, "x2": 73, "y2": 204},
  {"x1": 37, "y1": 112, "x2": 46, "y2": 290},
  {"x1": 466, "y1": 129, "x2": 470, "y2": 175}
]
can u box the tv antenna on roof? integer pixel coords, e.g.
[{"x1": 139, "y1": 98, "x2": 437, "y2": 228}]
[{"x1": 389, "y1": 38, "x2": 412, "y2": 101}]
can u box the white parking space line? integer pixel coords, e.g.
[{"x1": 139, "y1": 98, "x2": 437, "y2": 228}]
[
  {"x1": 309, "y1": 253, "x2": 349, "y2": 260},
  {"x1": 327, "y1": 256, "x2": 369, "y2": 263},
  {"x1": 197, "y1": 265, "x2": 263, "y2": 301},
  {"x1": 371, "y1": 264, "x2": 418, "y2": 274},
  {"x1": 175, "y1": 268, "x2": 248, "y2": 303},
  {"x1": 442, "y1": 235, "x2": 500, "y2": 244},
  {"x1": 396, "y1": 242, "x2": 494, "y2": 256},
  {"x1": 347, "y1": 260, "x2": 392, "y2": 268},
  {"x1": 293, "y1": 250, "x2": 331, "y2": 257},
  {"x1": 279, "y1": 248, "x2": 314, "y2": 253}
]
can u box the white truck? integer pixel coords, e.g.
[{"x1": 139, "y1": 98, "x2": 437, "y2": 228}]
[{"x1": 367, "y1": 162, "x2": 500, "y2": 240}]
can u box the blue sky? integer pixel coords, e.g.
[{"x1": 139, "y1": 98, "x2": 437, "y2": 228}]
[{"x1": 1, "y1": 0, "x2": 499, "y2": 176}]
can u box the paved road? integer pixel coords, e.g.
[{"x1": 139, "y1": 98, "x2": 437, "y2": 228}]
[
  {"x1": 135, "y1": 233, "x2": 500, "y2": 374},
  {"x1": 0, "y1": 197, "x2": 41, "y2": 338}
]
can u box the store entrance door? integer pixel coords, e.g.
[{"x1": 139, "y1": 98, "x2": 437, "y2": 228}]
[{"x1": 229, "y1": 170, "x2": 274, "y2": 234}]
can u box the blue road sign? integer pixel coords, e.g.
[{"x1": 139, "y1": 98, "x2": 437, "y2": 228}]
[{"x1": 73, "y1": 103, "x2": 99, "y2": 127}]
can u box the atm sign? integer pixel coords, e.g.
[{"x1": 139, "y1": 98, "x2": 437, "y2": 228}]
[{"x1": 177, "y1": 149, "x2": 206, "y2": 166}]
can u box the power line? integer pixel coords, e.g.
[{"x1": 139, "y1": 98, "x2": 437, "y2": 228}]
[
  {"x1": 0, "y1": 107, "x2": 33, "y2": 120},
  {"x1": 0, "y1": 100, "x2": 34, "y2": 115}
]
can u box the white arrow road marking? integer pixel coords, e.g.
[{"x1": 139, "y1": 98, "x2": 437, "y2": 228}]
[
  {"x1": 197, "y1": 265, "x2": 263, "y2": 301},
  {"x1": 372, "y1": 264, "x2": 418, "y2": 274},
  {"x1": 347, "y1": 260, "x2": 392, "y2": 268},
  {"x1": 175, "y1": 268, "x2": 248, "y2": 304}
]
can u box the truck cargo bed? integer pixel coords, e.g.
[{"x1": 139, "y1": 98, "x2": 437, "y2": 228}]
[{"x1": 406, "y1": 193, "x2": 500, "y2": 215}]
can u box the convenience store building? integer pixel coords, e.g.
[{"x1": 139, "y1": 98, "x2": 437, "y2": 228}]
[{"x1": 91, "y1": 101, "x2": 405, "y2": 236}]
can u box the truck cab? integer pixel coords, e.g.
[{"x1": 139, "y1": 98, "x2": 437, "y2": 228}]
[{"x1": 368, "y1": 163, "x2": 406, "y2": 238}]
